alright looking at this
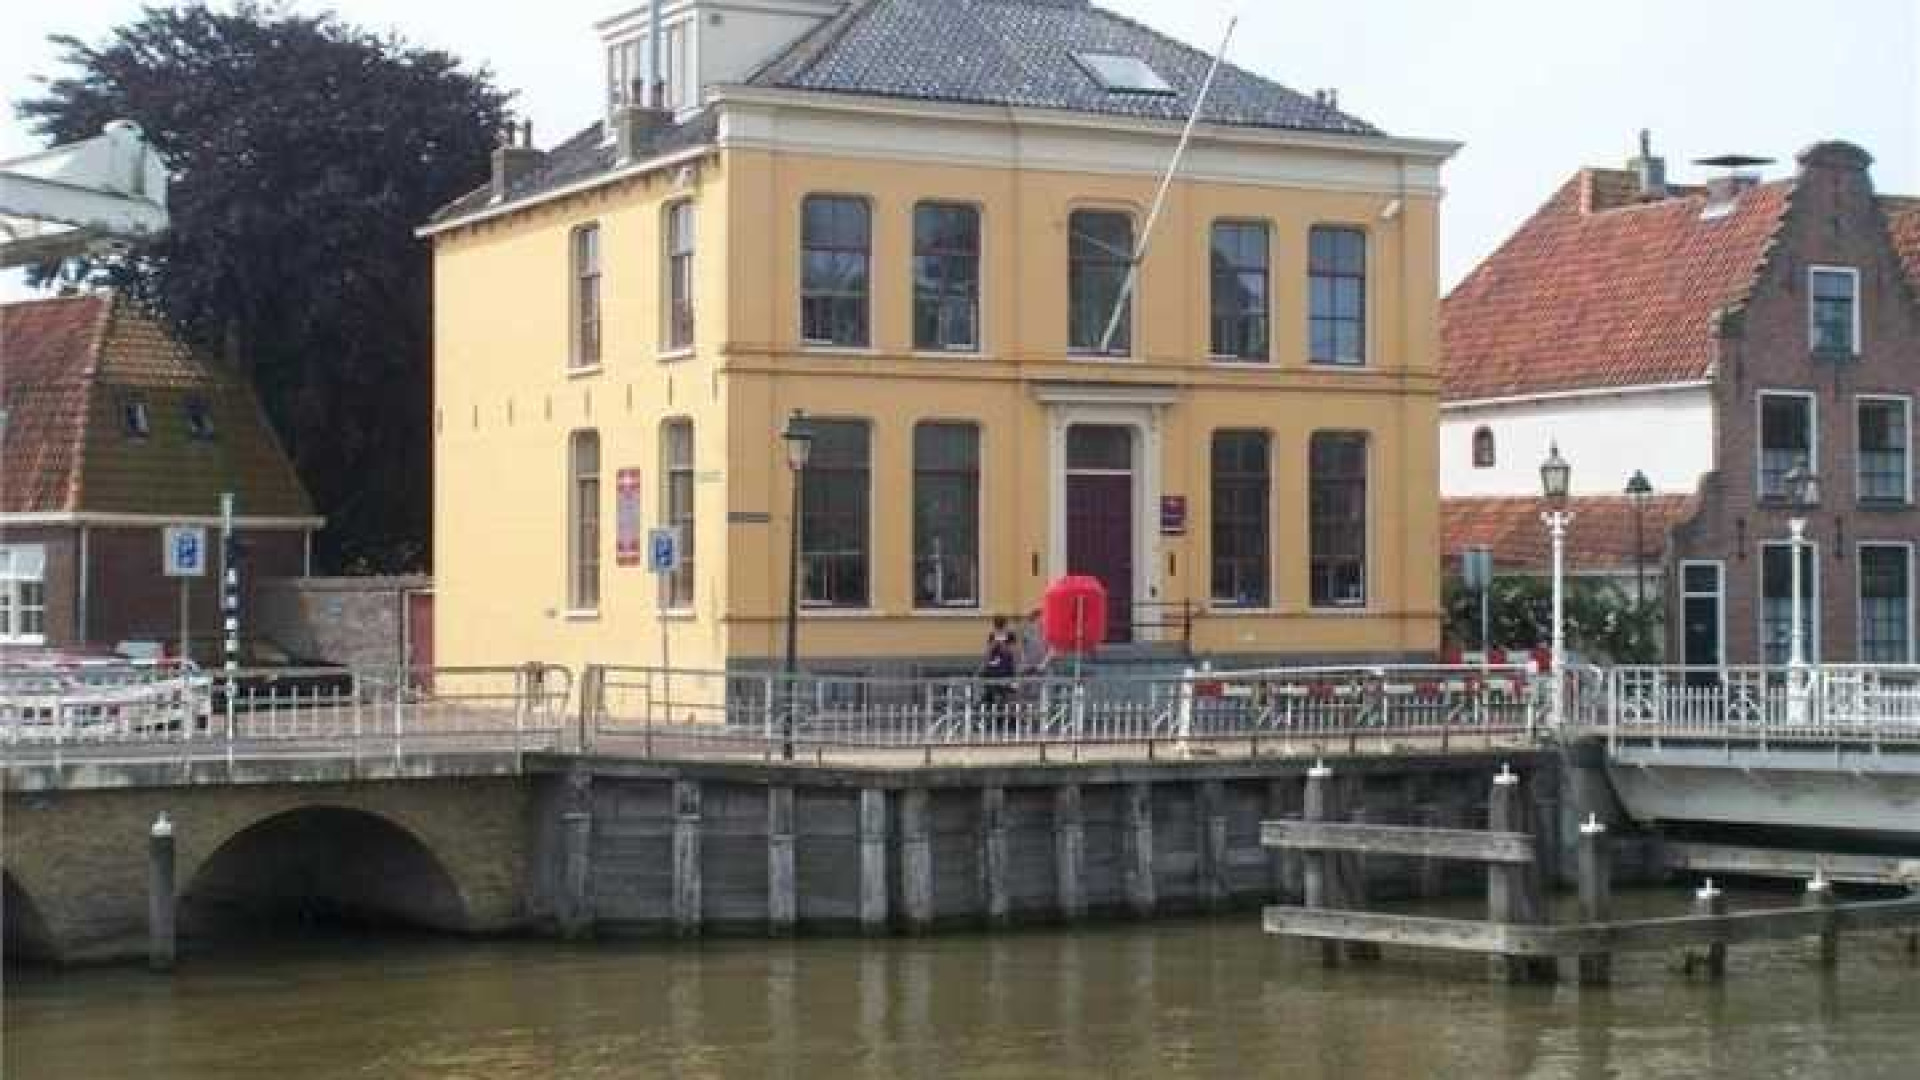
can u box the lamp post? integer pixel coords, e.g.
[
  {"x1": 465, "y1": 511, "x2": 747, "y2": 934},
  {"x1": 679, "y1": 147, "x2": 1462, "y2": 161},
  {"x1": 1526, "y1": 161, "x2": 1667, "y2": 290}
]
[
  {"x1": 1625, "y1": 469, "x2": 1653, "y2": 611},
  {"x1": 1540, "y1": 444, "x2": 1574, "y2": 727},
  {"x1": 1783, "y1": 464, "x2": 1818, "y2": 723},
  {"x1": 780, "y1": 412, "x2": 813, "y2": 762}
]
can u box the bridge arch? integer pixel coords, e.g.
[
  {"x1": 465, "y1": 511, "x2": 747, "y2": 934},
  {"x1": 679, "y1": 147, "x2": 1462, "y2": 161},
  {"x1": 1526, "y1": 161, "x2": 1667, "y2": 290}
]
[
  {"x1": 3, "y1": 870, "x2": 58, "y2": 965},
  {"x1": 180, "y1": 806, "x2": 472, "y2": 941}
]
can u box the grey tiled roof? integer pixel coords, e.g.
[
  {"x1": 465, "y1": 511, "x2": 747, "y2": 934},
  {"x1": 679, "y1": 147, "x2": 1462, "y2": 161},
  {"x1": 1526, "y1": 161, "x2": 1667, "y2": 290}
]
[
  {"x1": 429, "y1": 112, "x2": 717, "y2": 225},
  {"x1": 751, "y1": 0, "x2": 1378, "y2": 135}
]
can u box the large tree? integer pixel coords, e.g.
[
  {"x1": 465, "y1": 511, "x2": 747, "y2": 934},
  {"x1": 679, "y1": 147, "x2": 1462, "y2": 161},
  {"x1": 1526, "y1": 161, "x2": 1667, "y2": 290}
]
[{"x1": 21, "y1": 4, "x2": 511, "y2": 571}]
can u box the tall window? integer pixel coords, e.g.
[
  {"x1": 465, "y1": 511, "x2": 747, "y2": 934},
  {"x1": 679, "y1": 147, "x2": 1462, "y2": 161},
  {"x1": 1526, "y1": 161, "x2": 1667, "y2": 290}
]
[
  {"x1": 1310, "y1": 432, "x2": 1369, "y2": 608},
  {"x1": 1760, "y1": 543, "x2": 1818, "y2": 665},
  {"x1": 568, "y1": 431, "x2": 602, "y2": 612},
  {"x1": 572, "y1": 225, "x2": 602, "y2": 369},
  {"x1": 913, "y1": 423, "x2": 980, "y2": 608},
  {"x1": 1211, "y1": 431, "x2": 1271, "y2": 607},
  {"x1": 1309, "y1": 226, "x2": 1366, "y2": 366},
  {"x1": 0, "y1": 545, "x2": 47, "y2": 644},
  {"x1": 1758, "y1": 392, "x2": 1815, "y2": 499},
  {"x1": 801, "y1": 196, "x2": 871, "y2": 347},
  {"x1": 661, "y1": 420, "x2": 695, "y2": 609},
  {"x1": 1858, "y1": 397, "x2": 1910, "y2": 503},
  {"x1": 1472, "y1": 426, "x2": 1496, "y2": 468},
  {"x1": 801, "y1": 420, "x2": 871, "y2": 608},
  {"x1": 1210, "y1": 222, "x2": 1270, "y2": 360},
  {"x1": 913, "y1": 203, "x2": 980, "y2": 351},
  {"x1": 1809, "y1": 266, "x2": 1859, "y2": 355},
  {"x1": 1860, "y1": 544, "x2": 1913, "y2": 663},
  {"x1": 1068, "y1": 210, "x2": 1133, "y2": 355},
  {"x1": 664, "y1": 201, "x2": 696, "y2": 350}
]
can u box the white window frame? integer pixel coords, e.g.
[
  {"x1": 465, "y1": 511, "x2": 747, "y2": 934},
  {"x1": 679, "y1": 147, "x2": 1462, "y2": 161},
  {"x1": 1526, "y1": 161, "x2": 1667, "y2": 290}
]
[
  {"x1": 911, "y1": 420, "x2": 984, "y2": 611},
  {"x1": 662, "y1": 200, "x2": 696, "y2": 354},
  {"x1": 1856, "y1": 394, "x2": 1913, "y2": 505},
  {"x1": 0, "y1": 544, "x2": 49, "y2": 645},
  {"x1": 1758, "y1": 540, "x2": 1821, "y2": 664},
  {"x1": 1756, "y1": 390, "x2": 1818, "y2": 500},
  {"x1": 1679, "y1": 559, "x2": 1727, "y2": 669},
  {"x1": 1808, "y1": 265, "x2": 1861, "y2": 356},
  {"x1": 1857, "y1": 541, "x2": 1916, "y2": 664}
]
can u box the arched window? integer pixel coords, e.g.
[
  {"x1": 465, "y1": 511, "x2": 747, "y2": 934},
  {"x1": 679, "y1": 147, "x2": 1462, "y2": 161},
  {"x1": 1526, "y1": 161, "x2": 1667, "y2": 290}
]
[{"x1": 1472, "y1": 426, "x2": 1496, "y2": 468}]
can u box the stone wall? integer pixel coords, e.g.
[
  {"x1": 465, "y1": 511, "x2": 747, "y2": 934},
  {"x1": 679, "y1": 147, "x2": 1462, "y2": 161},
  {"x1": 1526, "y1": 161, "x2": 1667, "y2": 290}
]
[{"x1": 253, "y1": 575, "x2": 429, "y2": 668}]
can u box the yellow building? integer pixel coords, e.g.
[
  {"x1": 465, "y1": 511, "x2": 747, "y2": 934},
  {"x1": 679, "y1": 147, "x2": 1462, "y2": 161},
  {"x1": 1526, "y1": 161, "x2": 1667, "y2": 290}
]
[{"x1": 422, "y1": 0, "x2": 1458, "y2": 676}]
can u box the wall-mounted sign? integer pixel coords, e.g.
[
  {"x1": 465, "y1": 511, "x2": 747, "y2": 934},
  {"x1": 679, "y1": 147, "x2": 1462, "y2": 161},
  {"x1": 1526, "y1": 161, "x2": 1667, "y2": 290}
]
[
  {"x1": 648, "y1": 527, "x2": 680, "y2": 574},
  {"x1": 616, "y1": 469, "x2": 643, "y2": 567},
  {"x1": 1159, "y1": 495, "x2": 1187, "y2": 536}
]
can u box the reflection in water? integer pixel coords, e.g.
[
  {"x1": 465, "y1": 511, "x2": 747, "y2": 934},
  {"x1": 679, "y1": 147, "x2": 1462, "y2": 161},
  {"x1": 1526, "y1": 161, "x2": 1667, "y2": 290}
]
[{"x1": 6, "y1": 906, "x2": 1920, "y2": 1079}]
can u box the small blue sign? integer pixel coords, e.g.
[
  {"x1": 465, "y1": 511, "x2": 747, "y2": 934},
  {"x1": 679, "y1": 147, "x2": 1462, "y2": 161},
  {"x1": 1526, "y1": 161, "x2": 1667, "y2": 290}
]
[
  {"x1": 648, "y1": 527, "x2": 680, "y2": 574},
  {"x1": 164, "y1": 525, "x2": 208, "y2": 577}
]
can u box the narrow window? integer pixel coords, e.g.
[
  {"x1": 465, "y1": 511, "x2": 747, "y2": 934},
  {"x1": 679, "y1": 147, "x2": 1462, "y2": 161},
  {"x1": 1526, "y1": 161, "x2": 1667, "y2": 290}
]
[
  {"x1": 1758, "y1": 393, "x2": 1815, "y2": 499},
  {"x1": 913, "y1": 203, "x2": 981, "y2": 351},
  {"x1": 1860, "y1": 544, "x2": 1913, "y2": 663},
  {"x1": 800, "y1": 420, "x2": 871, "y2": 607},
  {"x1": 184, "y1": 396, "x2": 216, "y2": 441},
  {"x1": 0, "y1": 545, "x2": 48, "y2": 644},
  {"x1": 1809, "y1": 266, "x2": 1859, "y2": 355},
  {"x1": 1068, "y1": 210, "x2": 1133, "y2": 355},
  {"x1": 1472, "y1": 426, "x2": 1496, "y2": 468},
  {"x1": 801, "y1": 196, "x2": 871, "y2": 347},
  {"x1": 1309, "y1": 226, "x2": 1366, "y2": 366},
  {"x1": 1210, "y1": 222, "x2": 1270, "y2": 360},
  {"x1": 661, "y1": 420, "x2": 695, "y2": 609},
  {"x1": 572, "y1": 224, "x2": 602, "y2": 369},
  {"x1": 1858, "y1": 397, "x2": 1910, "y2": 503},
  {"x1": 664, "y1": 201, "x2": 696, "y2": 351},
  {"x1": 1211, "y1": 431, "x2": 1271, "y2": 607},
  {"x1": 568, "y1": 431, "x2": 602, "y2": 611},
  {"x1": 1310, "y1": 432, "x2": 1369, "y2": 608},
  {"x1": 123, "y1": 396, "x2": 151, "y2": 438},
  {"x1": 1760, "y1": 542, "x2": 1818, "y2": 665},
  {"x1": 913, "y1": 423, "x2": 980, "y2": 609}
]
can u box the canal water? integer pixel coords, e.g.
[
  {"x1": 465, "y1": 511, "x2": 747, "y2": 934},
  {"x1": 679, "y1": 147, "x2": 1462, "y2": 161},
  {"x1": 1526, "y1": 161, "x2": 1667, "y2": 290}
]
[{"x1": 6, "y1": 899, "x2": 1919, "y2": 1078}]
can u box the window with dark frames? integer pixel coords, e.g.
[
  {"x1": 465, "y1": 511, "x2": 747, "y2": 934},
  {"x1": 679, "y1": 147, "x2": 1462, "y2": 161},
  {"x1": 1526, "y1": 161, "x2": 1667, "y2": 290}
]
[
  {"x1": 800, "y1": 420, "x2": 871, "y2": 607},
  {"x1": 1310, "y1": 431, "x2": 1368, "y2": 608},
  {"x1": 1858, "y1": 398, "x2": 1910, "y2": 502},
  {"x1": 665, "y1": 201, "x2": 695, "y2": 350},
  {"x1": 662, "y1": 420, "x2": 695, "y2": 609},
  {"x1": 1759, "y1": 393, "x2": 1814, "y2": 499},
  {"x1": 913, "y1": 203, "x2": 981, "y2": 351},
  {"x1": 1210, "y1": 222, "x2": 1270, "y2": 360},
  {"x1": 1211, "y1": 431, "x2": 1271, "y2": 607},
  {"x1": 1472, "y1": 426, "x2": 1495, "y2": 468},
  {"x1": 1860, "y1": 544, "x2": 1913, "y2": 663},
  {"x1": 801, "y1": 196, "x2": 871, "y2": 347},
  {"x1": 572, "y1": 225, "x2": 602, "y2": 369},
  {"x1": 913, "y1": 423, "x2": 980, "y2": 608},
  {"x1": 568, "y1": 430, "x2": 602, "y2": 611},
  {"x1": 1810, "y1": 267, "x2": 1858, "y2": 355},
  {"x1": 1760, "y1": 543, "x2": 1817, "y2": 665},
  {"x1": 1068, "y1": 210, "x2": 1133, "y2": 354},
  {"x1": 1309, "y1": 226, "x2": 1366, "y2": 365},
  {"x1": 184, "y1": 396, "x2": 216, "y2": 441}
]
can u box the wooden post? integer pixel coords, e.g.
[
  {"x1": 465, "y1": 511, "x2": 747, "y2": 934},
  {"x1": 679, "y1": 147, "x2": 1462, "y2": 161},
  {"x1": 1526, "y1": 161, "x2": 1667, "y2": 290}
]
[
  {"x1": 1693, "y1": 879, "x2": 1727, "y2": 978},
  {"x1": 1303, "y1": 763, "x2": 1342, "y2": 968},
  {"x1": 901, "y1": 788, "x2": 934, "y2": 933},
  {"x1": 768, "y1": 786, "x2": 797, "y2": 937},
  {"x1": 671, "y1": 780, "x2": 702, "y2": 938},
  {"x1": 1488, "y1": 765, "x2": 1554, "y2": 983},
  {"x1": 1343, "y1": 801, "x2": 1380, "y2": 964},
  {"x1": 981, "y1": 787, "x2": 1010, "y2": 928},
  {"x1": 1055, "y1": 784, "x2": 1087, "y2": 922},
  {"x1": 1807, "y1": 874, "x2": 1838, "y2": 968},
  {"x1": 1199, "y1": 780, "x2": 1229, "y2": 912},
  {"x1": 148, "y1": 812, "x2": 177, "y2": 974},
  {"x1": 1266, "y1": 778, "x2": 1299, "y2": 903},
  {"x1": 858, "y1": 789, "x2": 889, "y2": 934},
  {"x1": 1123, "y1": 782, "x2": 1157, "y2": 919},
  {"x1": 1576, "y1": 814, "x2": 1611, "y2": 985}
]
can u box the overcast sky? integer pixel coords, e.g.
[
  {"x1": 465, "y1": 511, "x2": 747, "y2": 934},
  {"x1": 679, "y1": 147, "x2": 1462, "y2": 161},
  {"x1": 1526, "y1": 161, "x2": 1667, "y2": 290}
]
[{"x1": 5, "y1": 0, "x2": 1917, "y2": 299}]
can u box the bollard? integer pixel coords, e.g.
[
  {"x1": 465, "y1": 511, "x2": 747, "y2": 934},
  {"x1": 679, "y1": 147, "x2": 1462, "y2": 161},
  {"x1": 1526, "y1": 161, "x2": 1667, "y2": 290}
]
[
  {"x1": 1806, "y1": 873, "x2": 1838, "y2": 968},
  {"x1": 1303, "y1": 762, "x2": 1342, "y2": 968},
  {"x1": 1693, "y1": 879, "x2": 1727, "y2": 979},
  {"x1": 1488, "y1": 764, "x2": 1554, "y2": 983},
  {"x1": 1576, "y1": 814, "x2": 1612, "y2": 986},
  {"x1": 148, "y1": 812, "x2": 177, "y2": 974}
]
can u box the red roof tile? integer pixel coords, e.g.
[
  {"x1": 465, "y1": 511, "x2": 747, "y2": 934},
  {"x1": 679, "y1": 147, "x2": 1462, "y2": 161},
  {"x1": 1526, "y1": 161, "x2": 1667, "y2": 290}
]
[
  {"x1": 1442, "y1": 170, "x2": 1791, "y2": 402},
  {"x1": 1442, "y1": 495, "x2": 1698, "y2": 575},
  {"x1": 1, "y1": 295, "x2": 108, "y2": 513},
  {"x1": 1889, "y1": 205, "x2": 1920, "y2": 300}
]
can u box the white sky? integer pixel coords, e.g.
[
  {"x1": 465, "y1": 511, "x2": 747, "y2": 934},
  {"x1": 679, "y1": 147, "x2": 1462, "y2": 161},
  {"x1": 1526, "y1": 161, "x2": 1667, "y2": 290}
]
[{"x1": 4, "y1": 0, "x2": 1918, "y2": 300}]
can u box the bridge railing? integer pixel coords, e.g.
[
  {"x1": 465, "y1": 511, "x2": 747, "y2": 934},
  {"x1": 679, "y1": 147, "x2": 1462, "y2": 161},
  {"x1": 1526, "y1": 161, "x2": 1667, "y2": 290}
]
[
  {"x1": 579, "y1": 663, "x2": 1544, "y2": 762},
  {"x1": 1, "y1": 661, "x2": 573, "y2": 766},
  {"x1": 1572, "y1": 664, "x2": 1920, "y2": 747}
]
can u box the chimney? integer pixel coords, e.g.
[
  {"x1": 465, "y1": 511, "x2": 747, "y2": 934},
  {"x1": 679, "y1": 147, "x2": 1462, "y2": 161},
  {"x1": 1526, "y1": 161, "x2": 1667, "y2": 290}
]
[
  {"x1": 611, "y1": 95, "x2": 674, "y2": 165},
  {"x1": 490, "y1": 120, "x2": 544, "y2": 204},
  {"x1": 1695, "y1": 154, "x2": 1774, "y2": 219},
  {"x1": 1628, "y1": 129, "x2": 1667, "y2": 200}
]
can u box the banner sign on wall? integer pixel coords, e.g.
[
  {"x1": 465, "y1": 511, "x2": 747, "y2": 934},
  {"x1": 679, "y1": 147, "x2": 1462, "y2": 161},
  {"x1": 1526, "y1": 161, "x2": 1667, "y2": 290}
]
[{"x1": 616, "y1": 469, "x2": 643, "y2": 567}]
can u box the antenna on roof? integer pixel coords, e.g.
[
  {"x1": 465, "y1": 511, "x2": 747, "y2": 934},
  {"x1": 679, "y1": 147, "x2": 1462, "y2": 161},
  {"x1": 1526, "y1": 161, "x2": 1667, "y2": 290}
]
[{"x1": 1096, "y1": 14, "x2": 1240, "y2": 355}]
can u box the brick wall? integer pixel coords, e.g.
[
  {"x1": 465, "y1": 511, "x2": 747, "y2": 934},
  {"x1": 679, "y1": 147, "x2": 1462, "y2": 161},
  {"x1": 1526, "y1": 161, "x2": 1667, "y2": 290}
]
[
  {"x1": 254, "y1": 575, "x2": 430, "y2": 668},
  {"x1": 83, "y1": 526, "x2": 307, "y2": 654}
]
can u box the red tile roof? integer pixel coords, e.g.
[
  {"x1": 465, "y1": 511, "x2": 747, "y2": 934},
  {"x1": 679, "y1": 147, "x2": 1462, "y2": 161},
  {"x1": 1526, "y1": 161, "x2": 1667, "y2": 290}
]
[
  {"x1": 1890, "y1": 205, "x2": 1920, "y2": 301},
  {"x1": 1442, "y1": 494, "x2": 1698, "y2": 575},
  {"x1": 1442, "y1": 170, "x2": 1792, "y2": 402},
  {"x1": 1, "y1": 295, "x2": 108, "y2": 513}
]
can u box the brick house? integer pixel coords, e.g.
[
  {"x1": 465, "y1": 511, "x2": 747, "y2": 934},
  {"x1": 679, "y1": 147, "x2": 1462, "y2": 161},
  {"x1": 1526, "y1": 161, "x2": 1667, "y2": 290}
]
[
  {"x1": 1441, "y1": 139, "x2": 1920, "y2": 666},
  {"x1": 0, "y1": 293, "x2": 320, "y2": 655}
]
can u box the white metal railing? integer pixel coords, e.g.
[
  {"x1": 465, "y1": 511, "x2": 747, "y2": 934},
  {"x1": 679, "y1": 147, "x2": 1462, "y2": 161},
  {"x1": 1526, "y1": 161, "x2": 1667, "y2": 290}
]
[
  {"x1": 1574, "y1": 664, "x2": 1920, "y2": 749},
  {"x1": 580, "y1": 663, "x2": 1544, "y2": 760},
  {"x1": 0, "y1": 660, "x2": 572, "y2": 767}
]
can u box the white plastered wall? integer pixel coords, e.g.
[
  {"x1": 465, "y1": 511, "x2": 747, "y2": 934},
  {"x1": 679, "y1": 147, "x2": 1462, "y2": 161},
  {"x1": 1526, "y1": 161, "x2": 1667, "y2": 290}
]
[{"x1": 1440, "y1": 385, "x2": 1714, "y2": 497}]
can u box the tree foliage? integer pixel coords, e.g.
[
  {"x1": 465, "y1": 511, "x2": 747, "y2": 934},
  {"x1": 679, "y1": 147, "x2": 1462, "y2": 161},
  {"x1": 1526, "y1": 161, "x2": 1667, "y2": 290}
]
[
  {"x1": 20, "y1": 4, "x2": 511, "y2": 571},
  {"x1": 1444, "y1": 576, "x2": 1663, "y2": 665}
]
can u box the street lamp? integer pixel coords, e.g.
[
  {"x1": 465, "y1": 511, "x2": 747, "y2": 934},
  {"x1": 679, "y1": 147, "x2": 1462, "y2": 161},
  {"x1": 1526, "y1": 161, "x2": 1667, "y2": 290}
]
[
  {"x1": 1540, "y1": 444, "x2": 1573, "y2": 727},
  {"x1": 780, "y1": 411, "x2": 813, "y2": 762},
  {"x1": 1625, "y1": 469, "x2": 1653, "y2": 610},
  {"x1": 1783, "y1": 463, "x2": 1819, "y2": 682}
]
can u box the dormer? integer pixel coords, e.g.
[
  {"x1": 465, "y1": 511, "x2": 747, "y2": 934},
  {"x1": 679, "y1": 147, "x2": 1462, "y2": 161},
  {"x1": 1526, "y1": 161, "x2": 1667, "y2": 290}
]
[{"x1": 598, "y1": 0, "x2": 844, "y2": 128}]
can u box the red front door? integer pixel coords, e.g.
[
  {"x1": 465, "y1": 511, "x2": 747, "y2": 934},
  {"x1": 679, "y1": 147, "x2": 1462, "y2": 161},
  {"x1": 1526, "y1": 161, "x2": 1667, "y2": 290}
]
[{"x1": 1067, "y1": 473, "x2": 1133, "y2": 644}]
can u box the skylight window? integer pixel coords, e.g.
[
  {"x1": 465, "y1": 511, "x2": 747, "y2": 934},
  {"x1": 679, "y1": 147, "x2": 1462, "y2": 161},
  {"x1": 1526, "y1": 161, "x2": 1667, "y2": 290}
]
[{"x1": 1073, "y1": 52, "x2": 1175, "y2": 96}]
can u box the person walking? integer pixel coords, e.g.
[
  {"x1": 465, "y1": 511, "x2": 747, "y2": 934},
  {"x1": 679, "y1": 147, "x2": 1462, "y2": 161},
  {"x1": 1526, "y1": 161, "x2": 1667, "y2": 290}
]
[{"x1": 979, "y1": 616, "x2": 1019, "y2": 732}]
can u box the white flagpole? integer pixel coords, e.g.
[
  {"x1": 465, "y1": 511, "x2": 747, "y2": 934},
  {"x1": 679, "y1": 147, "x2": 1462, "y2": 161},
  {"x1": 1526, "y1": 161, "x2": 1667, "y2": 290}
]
[{"x1": 1097, "y1": 15, "x2": 1241, "y2": 356}]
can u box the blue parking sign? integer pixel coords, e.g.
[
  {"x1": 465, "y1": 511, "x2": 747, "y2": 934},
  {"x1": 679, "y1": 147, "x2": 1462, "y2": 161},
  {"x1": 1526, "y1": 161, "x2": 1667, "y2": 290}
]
[
  {"x1": 164, "y1": 525, "x2": 208, "y2": 577},
  {"x1": 648, "y1": 527, "x2": 679, "y2": 574}
]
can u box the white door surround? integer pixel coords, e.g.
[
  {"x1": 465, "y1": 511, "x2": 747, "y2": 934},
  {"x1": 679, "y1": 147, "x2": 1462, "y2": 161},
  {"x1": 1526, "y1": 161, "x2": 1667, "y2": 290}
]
[{"x1": 1041, "y1": 392, "x2": 1168, "y2": 629}]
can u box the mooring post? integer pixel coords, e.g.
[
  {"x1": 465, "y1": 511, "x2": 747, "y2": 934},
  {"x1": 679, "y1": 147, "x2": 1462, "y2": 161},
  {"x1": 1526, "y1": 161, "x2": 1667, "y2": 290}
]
[
  {"x1": 1488, "y1": 764, "x2": 1554, "y2": 983},
  {"x1": 1342, "y1": 801, "x2": 1380, "y2": 964},
  {"x1": 768, "y1": 786, "x2": 797, "y2": 937},
  {"x1": 901, "y1": 788, "x2": 934, "y2": 933},
  {"x1": 1693, "y1": 879, "x2": 1727, "y2": 978},
  {"x1": 557, "y1": 765, "x2": 595, "y2": 941},
  {"x1": 671, "y1": 780, "x2": 703, "y2": 938},
  {"x1": 148, "y1": 812, "x2": 177, "y2": 974},
  {"x1": 1267, "y1": 778, "x2": 1300, "y2": 903},
  {"x1": 1807, "y1": 872, "x2": 1838, "y2": 968},
  {"x1": 1576, "y1": 814, "x2": 1612, "y2": 986},
  {"x1": 1055, "y1": 784, "x2": 1087, "y2": 922},
  {"x1": 1303, "y1": 762, "x2": 1342, "y2": 968}
]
